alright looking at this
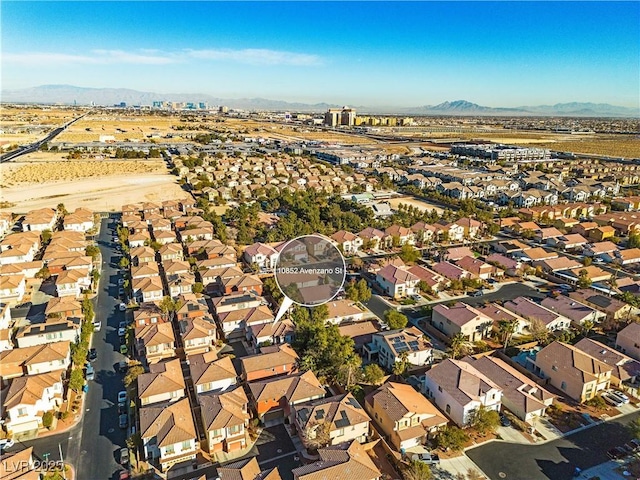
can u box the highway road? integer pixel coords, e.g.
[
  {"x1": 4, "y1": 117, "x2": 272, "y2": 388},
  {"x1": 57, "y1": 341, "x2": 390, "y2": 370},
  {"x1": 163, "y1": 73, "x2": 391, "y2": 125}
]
[
  {"x1": 13, "y1": 214, "x2": 129, "y2": 480},
  {"x1": 0, "y1": 113, "x2": 86, "y2": 163}
]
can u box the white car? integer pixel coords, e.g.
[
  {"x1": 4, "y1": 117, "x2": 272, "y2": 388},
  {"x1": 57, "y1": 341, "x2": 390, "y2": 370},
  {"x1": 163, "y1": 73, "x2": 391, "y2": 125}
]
[
  {"x1": 119, "y1": 303, "x2": 126, "y2": 312},
  {"x1": 0, "y1": 438, "x2": 14, "y2": 451},
  {"x1": 609, "y1": 390, "x2": 630, "y2": 404},
  {"x1": 117, "y1": 391, "x2": 127, "y2": 406},
  {"x1": 602, "y1": 392, "x2": 623, "y2": 407}
]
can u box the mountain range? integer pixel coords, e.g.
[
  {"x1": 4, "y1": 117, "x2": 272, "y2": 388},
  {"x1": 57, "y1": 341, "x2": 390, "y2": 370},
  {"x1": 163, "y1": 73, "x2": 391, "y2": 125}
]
[{"x1": 2, "y1": 85, "x2": 638, "y2": 117}]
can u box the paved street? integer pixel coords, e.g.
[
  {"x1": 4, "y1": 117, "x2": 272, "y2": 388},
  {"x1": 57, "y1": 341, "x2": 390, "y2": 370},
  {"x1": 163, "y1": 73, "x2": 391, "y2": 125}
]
[
  {"x1": 15, "y1": 214, "x2": 129, "y2": 479},
  {"x1": 466, "y1": 410, "x2": 640, "y2": 480}
]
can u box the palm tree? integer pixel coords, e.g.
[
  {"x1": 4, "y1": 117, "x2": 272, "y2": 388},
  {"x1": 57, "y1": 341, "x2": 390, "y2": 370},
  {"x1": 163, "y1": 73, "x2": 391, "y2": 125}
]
[
  {"x1": 582, "y1": 319, "x2": 595, "y2": 337},
  {"x1": 392, "y1": 351, "x2": 409, "y2": 377},
  {"x1": 448, "y1": 332, "x2": 467, "y2": 360},
  {"x1": 498, "y1": 319, "x2": 519, "y2": 351}
]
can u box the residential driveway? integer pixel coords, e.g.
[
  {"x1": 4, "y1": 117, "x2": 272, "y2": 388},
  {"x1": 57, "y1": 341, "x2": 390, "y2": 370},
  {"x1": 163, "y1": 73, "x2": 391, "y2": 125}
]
[{"x1": 466, "y1": 411, "x2": 640, "y2": 480}]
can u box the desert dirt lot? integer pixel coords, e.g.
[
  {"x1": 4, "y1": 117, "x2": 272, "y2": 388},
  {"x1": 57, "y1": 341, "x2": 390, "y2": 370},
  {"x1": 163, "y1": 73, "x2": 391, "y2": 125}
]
[
  {"x1": 0, "y1": 152, "x2": 188, "y2": 213},
  {"x1": 388, "y1": 196, "x2": 444, "y2": 214}
]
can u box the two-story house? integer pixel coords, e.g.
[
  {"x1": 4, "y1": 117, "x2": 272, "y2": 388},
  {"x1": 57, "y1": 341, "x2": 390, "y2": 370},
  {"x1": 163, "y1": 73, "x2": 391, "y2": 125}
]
[
  {"x1": 200, "y1": 385, "x2": 251, "y2": 457},
  {"x1": 364, "y1": 382, "x2": 447, "y2": 451},
  {"x1": 432, "y1": 303, "x2": 494, "y2": 342},
  {"x1": 423, "y1": 359, "x2": 503, "y2": 427},
  {"x1": 240, "y1": 344, "x2": 299, "y2": 382},
  {"x1": 137, "y1": 358, "x2": 186, "y2": 406},
  {"x1": 376, "y1": 265, "x2": 420, "y2": 299},
  {"x1": 363, "y1": 327, "x2": 432, "y2": 370},
  {"x1": 616, "y1": 323, "x2": 640, "y2": 362},
  {"x1": 189, "y1": 352, "x2": 237, "y2": 394},
  {"x1": 135, "y1": 323, "x2": 176, "y2": 365}
]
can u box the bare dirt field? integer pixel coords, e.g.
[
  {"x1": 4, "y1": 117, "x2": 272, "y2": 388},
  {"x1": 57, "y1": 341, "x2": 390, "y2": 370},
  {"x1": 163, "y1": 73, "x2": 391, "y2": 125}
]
[
  {"x1": 1, "y1": 106, "x2": 79, "y2": 148},
  {"x1": 0, "y1": 171, "x2": 190, "y2": 213},
  {"x1": 388, "y1": 196, "x2": 444, "y2": 214}
]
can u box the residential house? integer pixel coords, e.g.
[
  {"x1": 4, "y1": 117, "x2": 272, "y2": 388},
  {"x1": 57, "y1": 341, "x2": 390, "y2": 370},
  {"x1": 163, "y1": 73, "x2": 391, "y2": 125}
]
[
  {"x1": 133, "y1": 303, "x2": 165, "y2": 327},
  {"x1": 3, "y1": 372, "x2": 63, "y2": 437},
  {"x1": 516, "y1": 247, "x2": 558, "y2": 263},
  {"x1": 0, "y1": 275, "x2": 26, "y2": 302},
  {"x1": 589, "y1": 226, "x2": 616, "y2": 242},
  {"x1": 376, "y1": 265, "x2": 420, "y2": 299},
  {"x1": 15, "y1": 318, "x2": 80, "y2": 348},
  {"x1": 549, "y1": 234, "x2": 588, "y2": 252},
  {"x1": 221, "y1": 274, "x2": 263, "y2": 296},
  {"x1": 330, "y1": 230, "x2": 363, "y2": 255},
  {"x1": 189, "y1": 352, "x2": 237, "y2": 394},
  {"x1": 293, "y1": 393, "x2": 371, "y2": 449},
  {"x1": 358, "y1": 227, "x2": 385, "y2": 250},
  {"x1": 291, "y1": 441, "x2": 381, "y2": 480},
  {"x1": 240, "y1": 344, "x2": 299, "y2": 382},
  {"x1": 135, "y1": 323, "x2": 176, "y2": 364},
  {"x1": 139, "y1": 397, "x2": 197, "y2": 472},
  {"x1": 432, "y1": 303, "x2": 495, "y2": 341},
  {"x1": 540, "y1": 295, "x2": 606, "y2": 326},
  {"x1": 503, "y1": 296, "x2": 571, "y2": 331},
  {"x1": 243, "y1": 243, "x2": 279, "y2": 271},
  {"x1": 582, "y1": 241, "x2": 619, "y2": 259},
  {"x1": 0, "y1": 342, "x2": 71, "y2": 380},
  {"x1": 248, "y1": 370, "x2": 325, "y2": 427},
  {"x1": 407, "y1": 265, "x2": 448, "y2": 292},
  {"x1": 568, "y1": 289, "x2": 634, "y2": 320},
  {"x1": 131, "y1": 262, "x2": 160, "y2": 280},
  {"x1": 455, "y1": 256, "x2": 494, "y2": 280},
  {"x1": 364, "y1": 327, "x2": 432, "y2": 370},
  {"x1": 22, "y1": 208, "x2": 57, "y2": 232},
  {"x1": 485, "y1": 253, "x2": 522, "y2": 277},
  {"x1": 200, "y1": 385, "x2": 251, "y2": 455},
  {"x1": 445, "y1": 247, "x2": 475, "y2": 262},
  {"x1": 455, "y1": 217, "x2": 483, "y2": 238},
  {"x1": 461, "y1": 356, "x2": 554, "y2": 422},
  {"x1": 63, "y1": 208, "x2": 94, "y2": 232},
  {"x1": 478, "y1": 303, "x2": 530, "y2": 337},
  {"x1": 574, "y1": 338, "x2": 640, "y2": 388},
  {"x1": 217, "y1": 457, "x2": 281, "y2": 480},
  {"x1": 422, "y1": 358, "x2": 503, "y2": 427},
  {"x1": 167, "y1": 272, "x2": 196, "y2": 298},
  {"x1": 133, "y1": 276, "x2": 164, "y2": 303},
  {"x1": 44, "y1": 296, "x2": 82, "y2": 319},
  {"x1": 364, "y1": 382, "x2": 447, "y2": 451},
  {"x1": 179, "y1": 316, "x2": 217, "y2": 355},
  {"x1": 431, "y1": 261, "x2": 470, "y2": 282},
  {"x1": 530, "y1": 341, "x2": 612, "y2": 402},
  {"x1": 325, "y1": 300, "x2": 363, "y2": 325},
  {"x1": 130, "y1": 246, "x2": 156, "y2": 266},
  {"x1": 616, "y1": 323, "x2": 640, "y2": 362},
  {"x1": 384, "y1": 225, "x2": 415, "y2": 246},
  {"x1": 535, "y1": 256, "x2": 582, "y2": 273},
  {"x1": 158, "y1": 243, "x2": 183, "y2": 262},
  {"x1": 137, "y1": 358, "x2": 186, "y2": 406}
]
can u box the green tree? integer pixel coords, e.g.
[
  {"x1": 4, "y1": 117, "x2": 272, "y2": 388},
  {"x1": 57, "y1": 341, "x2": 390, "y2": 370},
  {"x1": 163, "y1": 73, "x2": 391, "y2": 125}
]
[
  {"x1": 362, "y1": 363, "x2": 385, "y2": 385},
  {"x1": 41, "y1": 229, "x2": 53, "y2": 243},
  {"x1": 124, "y1": 361, "x2": 145, "y2": 389},
  {"x1": 346, "y1": 280, "x2": 360, "y2": 302},
  {"x1": 498, "y1": 319, "x2": 519, "y2": 351},
  {"x1": 56, "y1": 203, "x2": 68, "y2": 216},
  {"x1": 68, "y1": 368, "x2": 85, "y2": 392},
  {"x1": 85, "y1": 245, "x2": 100, "y2": 259},
  {"x1": 577, "y1": 269, "x2": 592, "y2": 288},
  {"x1": 119, "y1": 256, "x2": 130, "y2": 269},
  {"x1": 582, "y1": 319, "x2": 595, "y2": 337},
  {"x1": 159, "y1": 295, "x2": 183, "y2": 322},
  {"x1": 402, "y1": 460, "x2": 433, "y2": 480},
  {"x1": 470, "y1": 405, "x2": 500, "y2": 434},
  {"x1": 582, "y1": 256, "x2": 592, "y2": 266},
  {"x1": 629, "y1": 231, "x2": 640, "y2": 249},
  {"x1": 384, "y1": 309, "x2": 408, "y2": 330},
  {"x1": 392, "y1": 351, "x2": 410, "y2": 376},
  {"x1": 42, "y1": 410, "x2": 55, "y2": 429},
  {"x1": 436, "y1": 425, "x2": 469, "y2": 451},
  {"x1": 448, "y1": 332, "x2": 468, "y2": 360},
  {"x1": 399, "y1": 243, "x2": 420, "y2": 263},
  {"x1": 192, "y1": 282, "x2": 204, "y2": 294},
  {"x1": 35, "y1": 265, "x2": 51, "y2": 280},
  {"x1": 356, "y1": 279, "x2": 371, "y2": 302}
]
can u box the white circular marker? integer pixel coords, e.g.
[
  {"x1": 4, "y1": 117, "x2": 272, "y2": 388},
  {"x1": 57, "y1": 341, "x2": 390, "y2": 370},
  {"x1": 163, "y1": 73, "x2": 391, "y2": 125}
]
[{"x1": 273, "y1": 234, "x2": 346, "y2": 321}]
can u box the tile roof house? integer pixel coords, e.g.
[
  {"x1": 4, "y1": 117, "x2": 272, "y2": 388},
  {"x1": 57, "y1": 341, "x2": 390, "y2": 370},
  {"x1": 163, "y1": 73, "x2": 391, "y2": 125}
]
[
  {"x1": 131, "y1": 262, "x2": 160, "y2": 279},
  {"x1": 130, "y1": 246, "x2": 156, "y2": 266},
  {"x1": 247, "y1": 319, "x2": 295, "y2": 351},
  {"x1": 503, "y1": 296, "x2": 571, "y2": 331},
  {"x1": 240, "y1": 344, "x2": 299, "y2": 382},
  {"x1": 364, "y1": 327, "x2": 432, "y2": 370},
  {"x1": 217, "y1": 305, "x2": 274, "y2": 339},
  {"x1": 540, "y1": 295, "x2": 606, "y2": 326},
  {"x1": 291, "y1": 440, "x2": 381, "y2": 480},
  {"x1": 407, "y1": 265, "x2": 448, "y2": 292},
  {"x1": 574, "y1": 338, "x2": 640, "y2": 388},
  {"x1": 325, "y1": 300, "x2": 363, "y2": 325},
  {"x1": 568, "y1": 289, "x2": 634, "y2": 320},
  {"x1": 139, "y1": 397, "x2": 197, "y2": 472},
  {"x1": 135, "y1": 322, "x2": 176, "y2": 365},
  {"x1": 178, "y1": 316, "x2": 217, "y2": 355},
  {"x1": 0, "y1": 446, "x2": 39, "y2": 479},
  {"x1": 3, "y1": 371, "x2": 63, "y2": 437},
  {"x1": 364, "y1": 382, "x2": 447, "y2": 451},
  {"x1": 248, "y1": 370, "x2": 325, "y2": 427},
  {"x1": 422, "y1": 358, "x2": 503, "y2": 427},
  {"x1": 200, "y1": 385, "x2": 251, "y2": 456},
  {"x1": 530, "y1": 341, "x2": 612, "y2": 403},
  {"x1": 358, "y1": 227, "x2": 386, "y2": 250},
  {"x1": 133, "y1": 276, "x2": 165, "y2": 304},
  {"x1": 375, "y1": 265, "x2": 420, "y2": 299},
  {"x1": 243, "y1": 242, "x2": 279, "y2": 272},
  {"x1": 188, "y1": 351, "x2": 237, "y2": 395},
  {"x1": 0, "y1": 342, "x2": 71, "y2": 380},
  {"x1": 515, "y1": 247, "x2": 558, "y2": 263},
  {"x1": 582, "y1": 241, "x2": 619, "y2": 258},
  {"x1": 431, "y1": 261, "x2": 470, "y2": 281},
  {"x1": 330, "y1": 230, "x2": 363, "y2": 255},
  {"x1": 445, "y1": 247, "x2": 476, "y2": 262},
  {"x1": 535, "y1": 256, "x2": 582, "y2": 273},
  {"x1": 293, "y1": 393, "x2": 371, "y2": 450},
  {"x1": 137, "y1": 358, "x2": 186, "y2": 406},
  {"x1": 217, "y1": 457, "x2": 282, "y2": 480},
  {"x1": 15, "y1": 317, "x2": 81, "y2": 348},
  {"x1": 616, "y1": 322, "x2": 640, "y2": 362},
  {"x1": 432, "y1": 302, "x2": 495, "y2": 342},
  {"x1": 455, "y1": 256, "x2": 494, "y2": 279},
  {"x1": 461, "y1": 356, "x2": 554, "y2": 422},
  {"x1": 54, "y1": 268, "x2": 91, "y2": 298},
  {"x1": 157, "y1": 243, "x2": 183, "y2": 262}
]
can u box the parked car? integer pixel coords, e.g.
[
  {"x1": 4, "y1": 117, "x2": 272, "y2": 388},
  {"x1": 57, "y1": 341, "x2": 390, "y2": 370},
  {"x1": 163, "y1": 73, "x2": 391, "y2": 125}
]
[
  {"x1": 608, "y1": 390, "x2": 630, "y2": 404},
  {"x1": 117, "y1": 278, "x2": 124, "y2": 286},
  {"x1": 0, "y1": 438, "x2": 15, "y2": 451},
  {"x1": 118, "y1": 287, "x2": 125, "y2": 296},
  {"x1": 118, "y1": 303, "x2": 126, "y2": 312},
  {"x1": 119, "y1": 447, "x2": 129, "y2": 465},
  {"x1": 117, "y1": 391, "x2": 127, "y2": 406},
  {"x1": 118, "y1": 321, "x2": 127, "y2": 337},
  {"x1": 411, "y1": 294, "x2": 423, "y2": 301},
  {"x1": 411, "y1": 452, "x2": 440, "y2": 465},
  {"x1": 607, "y1": 447, "x2": 627, "y2": 460},
  {"x1": 118, "y1": 470, "x2": 130, "y2": 480},
  {"x1": 93, "y1": 321, "x2": 102, "y2": 331},
  {"x1": 120, "y1": 344, "x2": 128, "y2": 355},
  {"x1": 88, "y1": 348, "x2": 98, "y2": 362},
  {"x1": 602, "y1": 392, "x2": 624, "y2": 407},
  {"x1": 85, "y1": 363, "x2": 95, "y2": 381},
  {"x1": 500, "y1": 414, "x2": 511, "y2": 427},
  {"x1": 118, "y1": 360, "x2": 129, "y2": 374},
  {"x1": 470, "y1": 290, "x2": 483, "y2": 297},
  {"x1": 119, "y1": 414, "x2": 128, "y2": 429},
  {"x1": 118, "y1": 403, "x2": 127, "y2": 415}
]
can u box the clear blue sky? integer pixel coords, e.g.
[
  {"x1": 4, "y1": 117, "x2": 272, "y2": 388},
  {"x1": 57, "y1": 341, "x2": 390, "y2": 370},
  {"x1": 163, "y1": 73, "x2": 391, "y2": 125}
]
[{"x1": 2, "y1": 1, "x2": 639, "y2": 108}]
